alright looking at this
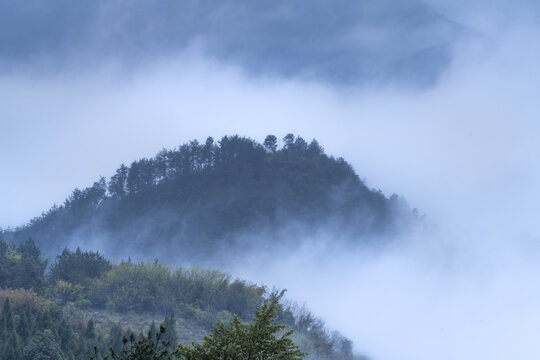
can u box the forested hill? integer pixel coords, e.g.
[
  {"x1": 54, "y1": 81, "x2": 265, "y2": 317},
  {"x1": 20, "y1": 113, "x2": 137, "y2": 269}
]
[
  {"x1": 0, "y1": 240, "x2": 365, "y2": 360},
  {"x1": 4, "y1": 134, "x2": 416, "y2": 260}
]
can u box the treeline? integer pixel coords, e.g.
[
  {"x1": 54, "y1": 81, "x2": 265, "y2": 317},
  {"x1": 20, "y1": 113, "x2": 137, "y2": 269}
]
[
  {"x1": 0, "y1": 288, "x2": 180, "y2": 360},
  {"x1": 0, "y1": 239, "x2": 47, "y2": 291},
  {"x1": 51, "y1": 255, "x2": 263, "y2": 324},
  {"x1": 0, "y1": 240, "x2": 361, "y2": 360},
  {"x1": 93, "y1": 300, "x2": 306, "y2": 360},
  {"x1": 0, "y1": 289, "x2": 114, "y2": 360},
  {"x1": 0, "y1": 239, "x2": 262, "y2": 322},
  {"x1": 3, "y1": 134, "x2": 415, "y2": 259}
]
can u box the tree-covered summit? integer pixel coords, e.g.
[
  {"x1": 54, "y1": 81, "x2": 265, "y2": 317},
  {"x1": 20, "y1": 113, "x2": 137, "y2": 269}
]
[{"x1": 5, "y1": 134, "x2": 415, "y2": 259}]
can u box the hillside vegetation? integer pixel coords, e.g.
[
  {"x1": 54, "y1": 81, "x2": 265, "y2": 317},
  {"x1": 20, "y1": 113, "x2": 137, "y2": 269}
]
[
  {"x1": 3, "y1": 134, "x2": 415, "y2": 260},
  {"x1": 0, "y1": 239, "x2": 365, "y2": 360}
]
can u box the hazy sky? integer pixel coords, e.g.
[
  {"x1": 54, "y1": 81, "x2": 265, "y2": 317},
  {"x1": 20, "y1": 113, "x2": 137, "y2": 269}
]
[
  {"x1": 0, "y1": 0, "x2": 473, "y2": 228},
  {"x1": 0, "y1": 0, "x2": 462, "y2": 84},
  {"x1": 2, "y1": 1, "x2": 540, "y2": 359}
]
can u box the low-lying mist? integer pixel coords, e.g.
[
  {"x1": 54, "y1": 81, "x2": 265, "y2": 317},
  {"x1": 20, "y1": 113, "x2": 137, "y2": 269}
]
[
  {"x1": 2, "y1": 3, "x2": 540, "y2": 359},
  {"x1": 227, "y1": 22, "x2": 540, "y2": 359},
  {"x1": 228, "y1": 223, "x2": 540, "y2": 360}
]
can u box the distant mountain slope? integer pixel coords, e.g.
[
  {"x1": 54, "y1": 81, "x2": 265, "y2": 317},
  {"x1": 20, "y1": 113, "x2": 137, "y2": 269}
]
[{"x1": 4, "y1": 134, "x2": 416, "y2": 261}]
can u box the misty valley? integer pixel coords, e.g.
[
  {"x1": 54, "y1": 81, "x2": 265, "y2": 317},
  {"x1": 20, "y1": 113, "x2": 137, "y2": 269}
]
[{"x1": 0, "y1": 135, "x2": 417, "y2": 360}]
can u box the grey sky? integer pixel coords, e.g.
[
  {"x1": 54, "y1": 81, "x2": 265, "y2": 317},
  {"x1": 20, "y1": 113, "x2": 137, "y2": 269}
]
[{"x1": 0, "y1": 0, "x2": 464, "y2": 85}]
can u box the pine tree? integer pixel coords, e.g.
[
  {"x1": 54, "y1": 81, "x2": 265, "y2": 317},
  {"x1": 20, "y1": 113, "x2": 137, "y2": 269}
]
[
  {"x1": 263, "y1": 135, "x2": 278, "y2": 153},
  {"x1": 84, "y1": 319, "x2": 96, "y2": 339},
  {"x1": 107, "y1": 323, "x2": 125, "y2": 356},
  {"x1": 161, "y1": 314, "x2": 177, "y2": 351},
  {"x1": 36, "y1": 308, "x2": 53, "y2": 331},
  {"x1": 176, "y1": 299, "x2": 305, "y2": 360},
  {"x1": 93, "y1": 327, "x2": 171, "y2": 360},
  {"x1": 2, "y1": 332, "x2": 22, "y2": 360},
  {"x1": 23, "y1": 330, "x2": 65, "y2": 360},
  {"x1": 15, "y1": 238, "x2": 47, "y2": 290},
  {"x1": 57, "y1": 318, "x2": 73, "y2": 350},
  {"x1": 149, "y1": 321, "x2": 157, "y2": 344},
  {"x1": 1, "y1": 298, "x2": 14, "y2": 334},
  {"x1": 1, "y1": 299, "x2": 22, "y2": 360},
  {"x1": 16, "y1": 310, "x2": 31, "y2": 341}
]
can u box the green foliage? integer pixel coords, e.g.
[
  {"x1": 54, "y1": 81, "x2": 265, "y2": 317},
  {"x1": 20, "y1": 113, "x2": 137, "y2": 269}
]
[
  {"x1": 94, "y1": 326, "x2": 171, "y2": 360},
  {"x1": 1, "y1": 298, "x2": 15, "y2": 334},
  {"x1": 22, "y1": 330, "x2": 65, "y2": 360},
  {"x1": 0, "y1": 241, "x2": 362, "y2": 360},
  {"x1": 0, "y1": 298, "x2": 22, "y2": 360},
  {"x1": 90, "y1": 260, "x2": 262, "y2": 320},
  {"x1": 50, "y1": 279, "x2": 87, "y2": 305},
  {"x1": 263, "y1": 135, "x2": 278, "y2": 152},
  {"x1": 95, "y1": 301, "x2": 305, "y2": 360},
  {"x1": 93, "y1": 260, "x2": 172, "y2": 312},
  {"x1": 161, "y1": 314, "x2": 177, "y2": 350},
  {"x1": 108, "y1": 322, "x2": 126, "y2": 356},
  {"x1": 84, "y1": 319, "x2": 96, "y2": 339},
  {"x1": 50, "y1": 248, "x2": 112, "y2": 285},
  {"x1": 0, "y1": 238, "x2": 47, "y2": 291},
  {"x1": 176, "y1": 299, "x2": 305, "y2": 360},
  {"x1": 0, "y1": 294, "x2": 115, "y2": 360}
]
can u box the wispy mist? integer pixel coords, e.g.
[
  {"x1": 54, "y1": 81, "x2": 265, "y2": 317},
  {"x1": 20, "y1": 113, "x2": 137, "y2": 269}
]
[{"x1": 228, "y1": 19, "x2": 540, "y2": 359}]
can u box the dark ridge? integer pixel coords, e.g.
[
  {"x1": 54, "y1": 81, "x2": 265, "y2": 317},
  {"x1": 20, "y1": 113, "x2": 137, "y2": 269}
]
[{"x1": 3, "y1": 134, "x2": 417, "y2": 261}]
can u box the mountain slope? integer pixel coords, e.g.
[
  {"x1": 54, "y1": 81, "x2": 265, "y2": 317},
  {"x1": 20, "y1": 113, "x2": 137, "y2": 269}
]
[
  {"x1": 0, "y1": 241, "x2": 365, "y2": 360},
  {"x1": 4, "y1": 134, "x2": 416, "y2": 261}
]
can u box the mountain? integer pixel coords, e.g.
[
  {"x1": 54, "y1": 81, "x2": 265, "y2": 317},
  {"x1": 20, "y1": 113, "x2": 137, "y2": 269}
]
[{"x1": 3, "y1": 134, "x2": 416, "y2": 263}]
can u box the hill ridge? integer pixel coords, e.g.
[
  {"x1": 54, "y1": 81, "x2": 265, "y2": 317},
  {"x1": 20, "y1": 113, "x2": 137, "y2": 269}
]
[{"x1": 3, "y1": 134, "x2": 416, "y2": 261}]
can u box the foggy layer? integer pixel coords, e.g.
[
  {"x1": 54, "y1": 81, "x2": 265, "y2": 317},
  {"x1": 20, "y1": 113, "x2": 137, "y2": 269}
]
[
  {"x1": 0, "y1": 0, "x2": 464, "y2": 85},
  {"x1": 2, "y1": 1, "x2": 540, "y2": 359}
]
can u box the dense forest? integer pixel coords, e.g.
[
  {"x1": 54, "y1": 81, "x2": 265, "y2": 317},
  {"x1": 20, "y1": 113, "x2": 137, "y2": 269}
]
[
  {"x1": 0, "y1": 238, "x2": 365, "y2": 360},
  {"x1": 2, "y1": 134, "x2": 416, "y2": 261}
]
